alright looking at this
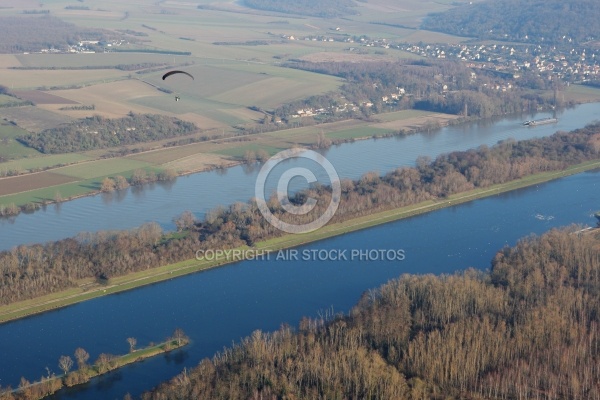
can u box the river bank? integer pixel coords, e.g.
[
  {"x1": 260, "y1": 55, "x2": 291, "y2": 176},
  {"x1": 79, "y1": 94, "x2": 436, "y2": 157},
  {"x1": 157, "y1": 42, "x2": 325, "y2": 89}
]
[{"x1": 1, "y1": 158, "x2": 599, "y2": 325}]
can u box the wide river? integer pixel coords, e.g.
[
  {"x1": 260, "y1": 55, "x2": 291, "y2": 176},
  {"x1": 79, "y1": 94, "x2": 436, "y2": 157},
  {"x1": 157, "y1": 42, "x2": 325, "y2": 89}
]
[
  {"x1": 0, "y1": 103, "x2": 599, "y2": 251},
  {"x1": 0, "y1": 104, "x2": 598, "y2": 399}
]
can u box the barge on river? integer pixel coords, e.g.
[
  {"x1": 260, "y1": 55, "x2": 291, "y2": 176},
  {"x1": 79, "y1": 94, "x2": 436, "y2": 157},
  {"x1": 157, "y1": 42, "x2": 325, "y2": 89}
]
[{"x1": 523, "y1": 118, "x2": 558, "y2": 126}]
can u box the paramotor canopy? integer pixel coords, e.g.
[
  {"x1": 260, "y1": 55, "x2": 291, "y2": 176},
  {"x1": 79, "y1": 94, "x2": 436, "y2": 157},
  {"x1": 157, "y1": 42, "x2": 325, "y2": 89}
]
[{"x1": 162, "y1": 70, "x2": 194, "y2": 80}]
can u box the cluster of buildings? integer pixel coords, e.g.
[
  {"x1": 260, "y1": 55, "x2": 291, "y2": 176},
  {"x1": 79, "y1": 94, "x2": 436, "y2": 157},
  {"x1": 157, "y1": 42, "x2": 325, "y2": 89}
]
[
  {"x1": 280, "y1": 29, "x2": 599, "y2": 84},
  {"x1": 291, "y1": 93, "x2": 408, "y2": 119},
  {"x1": 67, "y1": 39, "x2": 128, "y2": 53},
  {"x1": 398, "y1": 42, "x2": 600, "y2": 83},
  {"x1": 31, "y1": 39, "x2": 128, "y2": 54}
]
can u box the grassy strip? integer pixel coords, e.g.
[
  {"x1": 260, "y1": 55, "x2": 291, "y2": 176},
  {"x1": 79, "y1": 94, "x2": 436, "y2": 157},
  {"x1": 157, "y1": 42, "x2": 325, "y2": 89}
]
[{"x1": 1, "y1": 159, "x2": 599, "y2": 324}]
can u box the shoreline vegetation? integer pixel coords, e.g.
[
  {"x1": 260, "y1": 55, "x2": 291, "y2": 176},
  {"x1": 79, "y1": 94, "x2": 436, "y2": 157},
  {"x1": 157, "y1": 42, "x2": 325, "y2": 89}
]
[
  {"x1": 3, "y1": 329, "x2": 189, "y2": 400},
  {"x1": 0, "y1": 120, "x2": 600, "y2": 322}
]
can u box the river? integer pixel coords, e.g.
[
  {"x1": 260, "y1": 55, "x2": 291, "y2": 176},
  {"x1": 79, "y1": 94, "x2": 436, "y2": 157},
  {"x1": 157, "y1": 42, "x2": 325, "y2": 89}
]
[
  {"x1": 0, "y1": 169, "x2": 597, "y2": 398},
  {"x1": 0, "y1": 103, "x2": 598, "y2": 251}
]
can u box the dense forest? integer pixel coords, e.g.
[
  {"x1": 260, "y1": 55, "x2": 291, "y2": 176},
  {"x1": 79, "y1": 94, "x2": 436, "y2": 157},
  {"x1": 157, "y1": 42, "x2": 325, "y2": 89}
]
[
  {"x1": 0, "y1": 122, "x2": 599, "y2": 305},
  {"x1": 241, "y1": 0, "x2": 356, "y2": 17},
  {"x1": 422, "y1": 0, "x2": 600, "y2": 45},
  {"x1": 17, "y1": 113, "x2": 197, "y2": 153},
  {"x1": 279, "y1": 60, "x2": 557, "y2": 120},
  {"x1": 140, "y1": 227, "x2": 600, "y2": 399},
  {"x1": 0, "y1": 16, "x2": 117, "y2": 53}
]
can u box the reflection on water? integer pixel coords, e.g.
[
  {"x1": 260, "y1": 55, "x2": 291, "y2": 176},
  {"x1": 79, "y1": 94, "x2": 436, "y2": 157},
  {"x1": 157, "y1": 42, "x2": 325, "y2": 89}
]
[{"x1": 0, "y1": 103, "x2": 599, "y2": 251}]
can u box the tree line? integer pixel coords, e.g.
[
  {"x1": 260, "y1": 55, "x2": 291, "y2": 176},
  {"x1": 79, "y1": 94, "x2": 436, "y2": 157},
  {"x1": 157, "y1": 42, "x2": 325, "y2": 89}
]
[
  {"x1": 17, "y1": 113, "x2": 197, "y2": 154},
  {"x1": 0, "y1": 122, "x2": 599, "y2": 305},
  {"x1": 140, "y1": 227, "x2": 600, "y2": 399},
  {"x1": 10, "y1": 63, "x2": 168, "y2": 71},
  {"x1": 240, "y1": 0, "x2": 356, "y2": 17}
]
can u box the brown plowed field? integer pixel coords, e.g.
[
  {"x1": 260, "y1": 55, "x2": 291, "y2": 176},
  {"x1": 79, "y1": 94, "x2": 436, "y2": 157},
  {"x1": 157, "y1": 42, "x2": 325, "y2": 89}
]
[
  {"x1": 0, "y1": 172, "x2": 77, "y2": 196},
  {"x1": 14, "y1": 90, "x2": 78, "y2": 105}
]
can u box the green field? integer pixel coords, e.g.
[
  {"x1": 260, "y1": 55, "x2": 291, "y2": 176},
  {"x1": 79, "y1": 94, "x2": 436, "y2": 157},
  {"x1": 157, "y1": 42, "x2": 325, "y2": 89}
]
[
  {"x1": 0, "y1": 178, "x2": 102, "y2": 206},
  {"x1": 374, "y1": 109, "x2": 442, "y2": 122},
  {"x1": 0, "y1": 168, "x2": 163, "y2": 206},
  {"x1": 0, "y1": 121, "x2": 40, "y2": 160},
  {"x1": 53, "y1": 158, "x2": 153, "y2": 179},
  {"x1": 215, "y1": 143, "x2": 283, "y2": 159},
  {"x1": 0, "y1": 153, "x2": 91, "y2": 172},
  {"x1": 564, "y1": 84, "x2": 600, "y2": 103},
  {"x1": 326, "y1": 126, "x2": 391, "y2": 139},
  {"x1": 0, "y1": 94, "x2": 28, "y2": 106}
]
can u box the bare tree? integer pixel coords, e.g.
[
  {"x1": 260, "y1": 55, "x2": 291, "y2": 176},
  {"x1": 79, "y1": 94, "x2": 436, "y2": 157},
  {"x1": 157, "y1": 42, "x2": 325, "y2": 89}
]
[
  {"x1": 58, "y1": 355, "x2": 73, "y2": 375},
  {"x1": 173, "y1": 210, "x2": 196, "y2": 232},
  {"x1": 100, "y1": 177, "x2": 116, "y2": 192},
  {"x1": 127, "y1": 337, "x2": 137, "y2": 353},
  {"x1": 172, "y1": 328, "x2": 187, "y2": 346},
  {"x1": 74, "y1": 347, "x2": 89, "y2": 370},
  {"x1": 255, "y1": 149, "x2": 270, "y2": 163},
  {"x1": 114, "y1": 175, "x2": 129, "y2": 190},
  {"x1": 243, "y1": 150, "x2": 256, "y2": 164},
  {"x1": 95, "y1": 353, "x2": 115, "y2": 373}
]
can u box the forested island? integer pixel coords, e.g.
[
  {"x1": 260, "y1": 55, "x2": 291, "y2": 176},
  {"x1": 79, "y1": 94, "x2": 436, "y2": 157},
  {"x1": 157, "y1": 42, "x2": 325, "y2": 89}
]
[
  {"x1": 141, "y1": 227, "x2": 600, "y2": 399},
  {"x1": 0, "y1": 122, "x2": 599, "y2": 308}
]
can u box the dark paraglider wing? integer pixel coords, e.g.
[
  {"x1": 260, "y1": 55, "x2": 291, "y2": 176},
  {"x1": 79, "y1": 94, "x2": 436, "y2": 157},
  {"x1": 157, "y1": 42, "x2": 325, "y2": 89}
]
[{"x1": 162, "y1": 70, "x2": 194, "y2": 80}]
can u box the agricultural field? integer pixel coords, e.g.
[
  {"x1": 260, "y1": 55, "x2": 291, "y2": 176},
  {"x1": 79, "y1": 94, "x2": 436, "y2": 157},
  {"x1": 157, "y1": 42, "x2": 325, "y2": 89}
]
[
  {"x1": 563, "y1": 84, "x2": 600, "y2": 103},
  {"x1": 0, "y1": 153, "x2": 91, "y2": 173},
  {"x1": 0, "y1": 171, "x2": 77, "y2": 196},
  {"x1": 214, "y1": 143, "x2": 283, "y2": 158},
  {"x1": 13, "y1": 90, "x2": 78, "y2": 105},
  {"x1": 0, "y1": 94, "x2": 27, "y2": 106},
  {"x1": 0, "y1": 68, "x2": 127, "y2": 90},
  {"x1": 0, "y1": 106, "x2": 73, "y2": 132},
  {"x1": 52, "y1": 158, "x2": 153, "y2": 180},
  {"x1": 326, "y1": 126, "x2": 391, "y2": 140},
  {"x1": 161, "y1": 152, "x2": 233, "y2": 173},
  {"x1": 0, "y1": 0, "x2": 482, "y2": 206},
  {"x1": 372, "y1": 110, "x2": 460, "y2": 130},
  {"x1": 0, "y1": 120, "x2": 40, "y2": 160}
]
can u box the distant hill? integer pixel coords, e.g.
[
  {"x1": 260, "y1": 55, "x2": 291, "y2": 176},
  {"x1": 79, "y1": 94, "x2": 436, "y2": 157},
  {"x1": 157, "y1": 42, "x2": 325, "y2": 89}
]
[
  {"x1": 242, "y1": 0, "x2": 357, "y2": 18},
  {"x1": 421, "y1": 0, "x2": 600, "y2": 45}
]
